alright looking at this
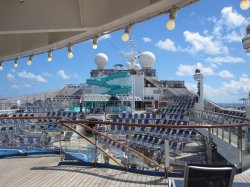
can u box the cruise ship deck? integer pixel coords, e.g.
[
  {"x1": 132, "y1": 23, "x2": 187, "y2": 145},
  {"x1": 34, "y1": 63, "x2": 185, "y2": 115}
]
[{"x1": 0, "y1": 155, "x2": 250, "y2": 187}]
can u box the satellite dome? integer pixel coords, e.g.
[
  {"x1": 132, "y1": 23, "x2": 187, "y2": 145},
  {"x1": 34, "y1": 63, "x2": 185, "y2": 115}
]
[
  {"x1": 139, "y1": 51, "x2": 156, "y2": 68},
  {"x1": 94, "y1": 53, "x2": 108, "y2": 69},
  {"x1": 124, "y1": 62, "x2": 131, "y2": 69},
  {"x1": 195, "y1": 69, "x2": 201, "y2": 74},
  {"x1": 247, "y1": 24, "x2": 250, "y2": 35},
  {"x1": 134, "y1": 64, "x2": 141, "y2": 70}
]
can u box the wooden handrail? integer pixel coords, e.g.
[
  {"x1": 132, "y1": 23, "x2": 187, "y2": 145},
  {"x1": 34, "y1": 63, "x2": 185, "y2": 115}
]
[
  {"x1": 60, "y1": 119, "x2": 250, "y2": 129},
  {"x1": 0, "y1": 116, "x2": 249, "y2": 128},
  {"x1": 61, "y1": 122, "x2": 124, "y2": 167},
  {"x1": 77, "y1": 123, "x2": 170, "y2": 172}
]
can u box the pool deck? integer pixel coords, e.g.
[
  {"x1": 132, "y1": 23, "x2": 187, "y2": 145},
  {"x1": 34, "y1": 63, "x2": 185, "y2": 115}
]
[{"x1": 0, "y1": 156, "x2": 249, "y2": 187}]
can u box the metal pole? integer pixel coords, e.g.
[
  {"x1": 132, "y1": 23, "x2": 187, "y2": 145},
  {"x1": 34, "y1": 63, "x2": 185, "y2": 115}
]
[
  {"x1": 59, "y1": 126, "x2": 63, "y2": 162},
  {"x1": 207, "y1": 128, "x2": 212, "y2": 164},
  {"x1": 94, "y1": 131, "x2": 97, "y2": 167},
  {"x1": 164, "y1": 139, "x2": 169, "y2": 167},
  {"x1": 132, "y1": 74, "x2": 135, "y2": 112},
  {"x1": 238, "y1": 126, "x2": 243, "y2": 171},
  {"x1": 126, "y1": 134, "x2": 130, "y2": 171}
]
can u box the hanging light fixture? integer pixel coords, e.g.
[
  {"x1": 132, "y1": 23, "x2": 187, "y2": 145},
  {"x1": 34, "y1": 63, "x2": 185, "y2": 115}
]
[
  {"x1": 0, "y1": 62, "x2": 3, "y2": 71},
  {"x1": 14, "y1": 58, "x2": 18, "y2": 68},
  {"x1": 48, "y1": 50, "x2": 52, "y2": 62},
  {"x1": 166, "y1": 10, "x2": 177, "y2": 30},
  {"x1": 67, "y1": 45, "x2": 73, "y2": 59},
  {"x1": 240, "y1": 0, "x2": 250, "y2": 10},
  {"x1": 122, "y1": 25, "x2": 131, "y2": 42},
  {"x1": 27, "y1": 55, "x2": 32, "y2": 65},
  {"x1": 92, "y1": 37, "x2": 98, "y2": 49}
]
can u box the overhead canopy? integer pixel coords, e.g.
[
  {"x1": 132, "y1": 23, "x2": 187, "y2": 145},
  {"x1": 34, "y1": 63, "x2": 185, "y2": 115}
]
[{"x1": 0, "y1": 0, "x2": 198, "y2": 62}]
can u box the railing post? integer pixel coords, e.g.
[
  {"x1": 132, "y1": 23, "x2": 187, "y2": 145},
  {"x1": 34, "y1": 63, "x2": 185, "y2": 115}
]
[
  {"x1": 164, "y1": 139, "x2": 169, "y2": 178},
  {"x1": 245, "y1": 126, "x2": 250, "y2": 152},
  {"x1": 238, "y1": 126, "x2": 243, "y2": 171},
  {"x1": 94, "y1": 131, "x2": 97, "y2": 167},
  {"x1": 207, "y1": 128, "x2": 213, "y2": 164},
  {"x1": 59, "y1": 125, "x2": 63, "y2": 162},
  {"x1": 126, "y1": 133, "x2": 130, "y2": 172}
]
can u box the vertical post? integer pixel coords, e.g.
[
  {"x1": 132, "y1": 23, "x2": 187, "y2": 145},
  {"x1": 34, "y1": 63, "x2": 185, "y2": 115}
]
[
  {"x1": 238, "y1": 126, "x2": 243, "y2": 171},
  {"x1": 94, "y1": 130, "x2": 97, "y2": 167},
  {"x1": 59, "y1": 125, "x2": 63, "y2": 162},
  {"x1": 132, "y1": 74, "x2": 135, "y2": 112},
  {"x1": 126, "y1": 134, "x2": 130, "y2": 171},
  {"x1": 164, "y1": 139, "x2": 169, "y2": 167},
  {"x1": 245, "y1": 126, "x2": 249, "y2": 152},
  {"x1": 207, "y1": 128, "x2": 213, "y2": 164}
]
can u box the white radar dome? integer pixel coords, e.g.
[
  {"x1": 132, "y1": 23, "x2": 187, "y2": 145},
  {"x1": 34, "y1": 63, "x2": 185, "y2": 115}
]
[
  {"x1": 134, "y1": 64, "x2": 141, "y2": 70},
  {"x1": 124, "y1": 62, "x2": 131, "y2": 69},
  {"x1": 95, "y1": 53, "x2": 108, "y2": 69},
  {"x1": 139, "y1": 51, "x2": 156, "y2": 68}
]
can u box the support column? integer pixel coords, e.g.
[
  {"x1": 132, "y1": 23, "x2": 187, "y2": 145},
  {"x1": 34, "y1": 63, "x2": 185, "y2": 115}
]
[{"x1": 245, "y1": 105, "x2": 250, "y2": 152}]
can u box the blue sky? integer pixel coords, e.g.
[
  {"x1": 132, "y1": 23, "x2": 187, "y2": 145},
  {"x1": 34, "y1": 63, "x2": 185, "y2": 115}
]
[{"x1": 0, "y1": 0, "x2": 249, "y2": 103}]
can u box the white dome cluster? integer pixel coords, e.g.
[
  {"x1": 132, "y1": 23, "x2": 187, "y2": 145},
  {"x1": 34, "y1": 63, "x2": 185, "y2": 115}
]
[
  {"x1": 134, "y1": 64, "x2": 141, "y2": 70},
  {"x1": 94, "y1": 53, "x2": 108, "y2": 69},
  {"x1": 139, "y1": 51, "x2": 155, "y2": 68},
  {"x1": 124, "y1": 61, "x2": 131, "y2": 69}
]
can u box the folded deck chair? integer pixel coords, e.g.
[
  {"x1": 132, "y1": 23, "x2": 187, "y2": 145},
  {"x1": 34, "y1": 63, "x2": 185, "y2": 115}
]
[{"x1": 184, "y1": 164, "x2": 236, "y2": 187}]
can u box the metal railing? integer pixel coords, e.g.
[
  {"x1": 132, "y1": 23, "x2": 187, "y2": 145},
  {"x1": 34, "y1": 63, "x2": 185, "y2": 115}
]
[{"x1": 0, "y1": 115, "x2": 250, "y2": 175}]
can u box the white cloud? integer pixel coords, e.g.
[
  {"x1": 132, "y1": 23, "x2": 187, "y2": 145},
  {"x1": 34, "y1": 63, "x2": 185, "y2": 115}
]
[
  {"x1": 176, "y1": 64, "x2": 194, "y2": 76},
  {"x1": 218, "y1": 70, "x2": 234, "y2": 78},
  {"x1": 42, "y1": 72, "x2": 54, "y2": 77},
  {"x1": 183, "y1": 31, "x2": 228, "y2": 55},
  {"x1": 155, "y1": 38, "x2": 177, "y2": 52},
  {"x1": 57, "y1": 70, "x2": 70, "y2": 79},
  {"x1": 17, "y1": 71, "x2": 47, "y2": 83},
  {"x1": 211, "y1": 7, "x2": 246, "y2": 39},
  {"x1": 206, "y1": 56, "x2": 245, "y2": 64},
  {"x1": 11, "y1": 84, "x2": 31, "y2": 89},
  {"x1": 99, "y1": 34, "x2": 111, "y2": 40},
  {"x1": 176, "y1": 63, "x2": 214, "y2": 76},
  {"x1": 195, "y1": 74, "x2": 250, "y2": 102},
  {"x1": 142, "y1": 37, "x2": 152, "y2": 43},
  {"x1": 222, "y1": 74, "x2": 250, "y2": 94},
  {"x1": 224, "y1": 31, "x2": 242, "y2": 43},
  {"x1": 7, "y1": 73, "x2": 15, "y2": 81},
  {"x1": 185, "y1": 82, "x2": 197, "y2": 93},
  {"x1": 221, "y1": 7, "x2": 246, "y2": 29}
]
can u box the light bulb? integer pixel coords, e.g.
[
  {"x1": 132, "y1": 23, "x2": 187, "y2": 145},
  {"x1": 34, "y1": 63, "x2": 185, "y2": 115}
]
[
  {"x1": 240, "y1": 0, "x2": 250, "y2": 10},
  {"x1": 92, "y1": 38, "x2": 98, "y2": 49},
  {"x1": 68, "y1": 51, "x2": 73, "y2": 59},
  {"x1": 166, "y1": 19, "x2": 175, "y2": 30},
  {"x1": 67, "y1": 46, "x2": 73, "y2": 59},
  {"x1": 48, "y1": 50, "x2": 52, "y2": 62},
  {"x1": 14, "y1": 58, "x2": 18, "y2": 68},
  {"x1": 122, "y1": 26, "x2": 131, "y2": 42},
  {"x1": 27, "y1": 55, "x2": 32, "y2": 65},
  {"x1": 122, "y1": 33, "x2": 129, "y2": 42},
  {"x1": 0, "y1": 64, "x2": 3, "y2": 71},
  {"x1": 92, "y1": 44, "x2": 97, "y2": 49}
]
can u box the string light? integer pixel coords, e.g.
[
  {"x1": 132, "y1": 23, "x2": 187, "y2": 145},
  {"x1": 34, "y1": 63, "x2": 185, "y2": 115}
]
[
  {"x1": 27, "y1": 55, "x2": 32, "y2": 65},
  {"x1": 48, "y1": 50, "x2": 52, "y2": 62},
  {"x1": 92, "y1": 37, "x2": 98, "y2": 49},
  {"x1": 240, "y1": 0, "x2": 250, "y2": 10},
  {"x1": 122, "y1": 26, "x2": 131, "y2": 42},
  {"x1": 0, "y1": 62, "x2": 3, "y2": 71},
  {"x1": 14, "y1": 58, "x2": 18, "y2": 68},
  {"x1": 67, "y1": 45, "x2": 73, "y2": 59},
  {"x1": 166, "y1": 10, "x2": 176, "y2": 30}
]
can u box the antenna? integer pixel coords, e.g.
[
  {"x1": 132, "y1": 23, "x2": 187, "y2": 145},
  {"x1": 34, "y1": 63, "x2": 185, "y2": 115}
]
[{"x1": 120, "y1": 37, "x2": 142, "y2": 68}]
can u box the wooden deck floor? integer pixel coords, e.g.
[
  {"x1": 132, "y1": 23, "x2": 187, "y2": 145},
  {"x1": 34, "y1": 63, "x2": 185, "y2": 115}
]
[
  {"x1": 0, "y1": 156, "x2": 169, "y2": 187},
  {"x1": 0, "y1": 156, "x2": 250, "y2": 187}
]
